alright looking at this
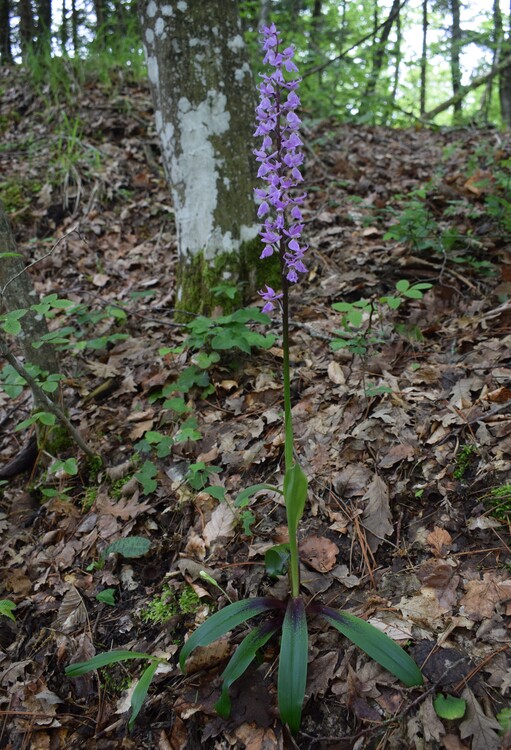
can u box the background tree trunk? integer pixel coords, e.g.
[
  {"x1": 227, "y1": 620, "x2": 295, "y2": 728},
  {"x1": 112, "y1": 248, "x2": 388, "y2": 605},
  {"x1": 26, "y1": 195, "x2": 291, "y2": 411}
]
[
  {"x1": 499, "y1": 0, "x2": 511, "y2": 126},
  {"x1": 19, "y1": 0, "x2": 35, "y2": 57},
  {"x1": 420, "y1": 0, "x2": 428, "y2": 116},
  {"x1": 0, "y1": 0, "x2": 13, "y2": 64},
  {"x1": 139, "y1": 0, "x2": 261, "y2": 317},
  {"x1": 0, "y1": 202, "x2": 60, "y2": 387},
  {"x1": 450, "y1": 0, "x2": 463, "y2": 124},
  {"x1": 363, "y1": 0, "x2": 401, "y2": 117}
]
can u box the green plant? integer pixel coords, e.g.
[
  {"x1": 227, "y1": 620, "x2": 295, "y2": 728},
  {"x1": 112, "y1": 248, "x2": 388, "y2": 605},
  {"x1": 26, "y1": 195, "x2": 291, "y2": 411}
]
[
  {"x1": 178, "y1": 29, "x2": 423, "y2": 733},
  {"x1": 87, "y1": 536, "x2": 151, "y2": 572},
  {"x1": 433, "y1": 693, "x2": 466, "y2": 720},
  {"x1": 330, "y1": 279, "x2": 432, "y2": 394},
  {"x1": 453, "y1": 443, "x2": 478, "y2": 480},
  {"x1": 65, "y1": 651, "x2": 164, "y2": 730},
  {"x1": 0, "y1": 600, "x2": 16, "y2": 621},
  {"x1": 483, "y1": 484, "x2": 511, "y2": 522},
  {"x1": 141, "y1": 585, "x2": 178, "y2": 624}
]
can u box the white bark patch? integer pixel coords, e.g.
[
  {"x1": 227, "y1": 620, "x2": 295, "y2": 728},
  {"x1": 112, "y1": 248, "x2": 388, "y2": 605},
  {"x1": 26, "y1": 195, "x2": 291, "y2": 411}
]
[
  {"x1": 145, "y1": 28, "x2": 154, "y2": 44},
  {"x1": 161, "y1": 4, "x2": 173, "y2": 15},
  {"x1": 177, "y1": 0, "x2": 187, "y2": 10},
  {"x1": 170, "y1": 92, "x2": 232, "y2": 258},
  {"x1": 146, "y1": 0, "x2": 157, "y2": 17},
  {"x1": 155, "y1": 17, "x2": 165, "y2": 37},
  {"x1": 235, "y1": 62, "x2": 251, "y2": 82},
  {"x1": 227, "y1": 35, "x2": 245, "y2": 52},
  {"x1": 155, "y1": 110, "x2": 163, "y2": 134},
  {"x1": 147, "y1": 55, "x2": 158, "y2": 86}
]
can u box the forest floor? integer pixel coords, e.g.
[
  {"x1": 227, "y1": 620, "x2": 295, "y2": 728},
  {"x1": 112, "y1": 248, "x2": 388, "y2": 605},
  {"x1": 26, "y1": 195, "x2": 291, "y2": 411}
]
[{"x1": 1, "y1": 66, "x2": 511, "y2": 750}]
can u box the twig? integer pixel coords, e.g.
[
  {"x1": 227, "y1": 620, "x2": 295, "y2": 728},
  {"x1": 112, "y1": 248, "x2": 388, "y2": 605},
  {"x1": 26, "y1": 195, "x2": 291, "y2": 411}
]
[
  {"x1": 0, "y1": 333, "x2": 100, "y2": 461},
  {"x1": 0, "y1": 226, "x2": 82, "y2": 299}
]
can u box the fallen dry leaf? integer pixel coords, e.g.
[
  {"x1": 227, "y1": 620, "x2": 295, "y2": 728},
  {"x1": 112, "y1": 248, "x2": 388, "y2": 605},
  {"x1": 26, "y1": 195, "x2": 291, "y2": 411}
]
[
  {"x1": 426, "y1": 526, "x2": 452, "y2": 557},
  {"x1": 299, "y1": 535, "x2": 339, "y2": 572},
  {"x1": 459, "y1": 574, "x2": 511, "y2": 621},
  {"x1": 361, "y1": 474, "x2": 393, "y2": 551}
]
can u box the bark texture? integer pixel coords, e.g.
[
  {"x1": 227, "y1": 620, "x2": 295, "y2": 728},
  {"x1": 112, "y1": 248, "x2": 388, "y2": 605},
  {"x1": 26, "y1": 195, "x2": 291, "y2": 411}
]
[{"x1": 139, "y1": 0, "x2": 260, "y2": 317}]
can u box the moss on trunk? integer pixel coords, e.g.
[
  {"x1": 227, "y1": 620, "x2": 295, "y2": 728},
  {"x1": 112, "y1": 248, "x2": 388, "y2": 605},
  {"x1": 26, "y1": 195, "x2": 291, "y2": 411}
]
[{"x1": 175, "y1": 236, "x2": 282, "y2": 321}]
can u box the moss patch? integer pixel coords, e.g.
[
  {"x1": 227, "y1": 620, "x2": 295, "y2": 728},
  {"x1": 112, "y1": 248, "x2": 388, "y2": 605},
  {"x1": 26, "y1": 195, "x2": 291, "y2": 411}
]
[{"x1": 175, "y1": 237, "x2": 282, "y2": 321}]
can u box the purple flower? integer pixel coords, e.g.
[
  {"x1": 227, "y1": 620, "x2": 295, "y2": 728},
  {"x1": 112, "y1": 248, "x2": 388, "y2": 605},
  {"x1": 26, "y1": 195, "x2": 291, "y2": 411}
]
[
  {"x1": 259, "y1": 285, "x2": 284, "y2": 313},
  {"x1": 254, "y1": 25, "x2": 308, "y2": 312}
]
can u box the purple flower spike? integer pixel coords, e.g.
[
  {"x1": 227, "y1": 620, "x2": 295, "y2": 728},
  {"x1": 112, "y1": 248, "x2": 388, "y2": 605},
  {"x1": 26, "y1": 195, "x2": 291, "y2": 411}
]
[{"x1": 254, "y1": 24, "x2": 308, "y2": 312}]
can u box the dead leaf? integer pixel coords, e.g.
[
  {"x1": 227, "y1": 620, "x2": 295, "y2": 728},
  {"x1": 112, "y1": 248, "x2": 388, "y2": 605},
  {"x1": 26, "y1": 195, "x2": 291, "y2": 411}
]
[
  {"x1": 299, "y1": 535, "x2": 339, "y2": 572},
  {"x1": 327, "y1": 361, "x2": 346, "y2": 385},
  {"x1": 426, "y1": 527, "x2": 452, "y2": 557},
  {"x1": 202, "y1": 504, "x2": 236, "y2": 547},
  {"x1": 182, "y1": 637, "x2": 230, "y2": 674},
  {"x1": 459, "y1": 687, "x2": 501, "y2": 750},
  {"x1": 55, "y1": 586, "x2": 87, "y2": 633},
  {"x1": 361, "y1": 474, "x2": 393, "y2": 551},
  {"x1": 460, "y1": 574, "x2": 511, "y2": 621}
]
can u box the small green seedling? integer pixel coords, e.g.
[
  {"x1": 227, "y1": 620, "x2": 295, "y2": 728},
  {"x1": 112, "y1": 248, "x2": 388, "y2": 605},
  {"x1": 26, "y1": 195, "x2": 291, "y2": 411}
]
[{"x1": 433, "y1": 693, "x2": 467, "y2": 720}]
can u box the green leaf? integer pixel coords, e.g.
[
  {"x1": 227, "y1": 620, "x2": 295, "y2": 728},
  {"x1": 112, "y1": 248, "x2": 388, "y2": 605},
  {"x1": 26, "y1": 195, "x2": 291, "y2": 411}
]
[
  {"x1": 433, "y1": 693, "x2": 466, "y2": 720},
  {"x1": 162, "y1": 396, "x2": 190, "y2": 413},
  {"x1": 0, "y1": 599, "x2": 16, "y2": 621},
  {"x1": 395, "y1": 279, "x2": 411, "y2": 293},
  {"x1": 49, "y1": 457, "x2": 78, "y2": 476},
  {"x1": 278, "y1": 597, "x2": 308, "y2": 733},
  {"x1": 215, "y1": 620, "x2": 280, "y2": 718},
  {"x1": 135, "y1": 460, "x2": 158, "y2": 494},
  {"x1": 235, "y1": 483, "x2": 283, "y2": 508},
  {"x1": 265, "y1": 544, "x2": 290, "y2": 578},
  {"x1": 240, "y1": 509, "x2": 256, "y2": 536},
  {"x1": 194, "y1": 351, "x2": 220, "y2": 369},
  {"x1": 284, "y1": 464, "x2": 308, "y2": 540},
  {"x1": 497, "y1": 708, "x2": 511, "y2": 734},
  {"x1": 318, "y1": 606, "x2": 423, "y2": 687},
  {"x1": 65, "y1": 650, "x2": 152, "y2": 677},
  {"x1": 129, "y1": 659, "x2": 160, "y2": 731},
  {"x1": 202, "y1": 486, "x2": 226, "y2": 501},
  {"x1": 104, "y1": 536, "x2": 151, "y2": 559},
  {"x1": 179, "y1": 597, "x2": 282, "y2": 672},
  {"x1": 96, "y1": 589, "x2": 116, "y2": 606}
]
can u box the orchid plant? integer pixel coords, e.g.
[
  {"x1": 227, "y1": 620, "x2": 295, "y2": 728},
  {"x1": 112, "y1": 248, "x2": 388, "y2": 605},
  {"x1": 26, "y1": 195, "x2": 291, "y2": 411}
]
[{"x1": 179, "y1": 24, "x2": 423, "y2": 733}]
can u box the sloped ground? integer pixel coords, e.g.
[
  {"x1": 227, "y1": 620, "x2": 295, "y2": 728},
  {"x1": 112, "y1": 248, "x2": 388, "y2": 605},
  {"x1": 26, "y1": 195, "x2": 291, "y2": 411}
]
[{"x1": 0, "y1": 66, "x2": 510, "y2": 749}]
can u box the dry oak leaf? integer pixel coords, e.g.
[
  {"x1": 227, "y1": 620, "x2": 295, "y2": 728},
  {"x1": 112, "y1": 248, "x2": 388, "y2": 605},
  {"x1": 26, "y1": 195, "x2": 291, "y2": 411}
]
[
  {"x1": 459, "y1": 687, "x2": 501, "y2": 750},
  {"x1": 299, "y1": 535, "x2": 339, "y2": 572},
  {"x1": 426, "y1": 526, "x2": 452, "y2": 557},
  {"x1": 459, "y1": 573, "x2": 511, "y2": 621}
]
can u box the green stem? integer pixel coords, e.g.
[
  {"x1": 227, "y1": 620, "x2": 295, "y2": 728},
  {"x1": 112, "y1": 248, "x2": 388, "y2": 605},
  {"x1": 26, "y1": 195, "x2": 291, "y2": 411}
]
[
  {"x1": 281, "y1": 271, "x2": 293, "y2": 473},
  {"x1": 280, "y1": 245, "x2": 300, "y2": 598}
]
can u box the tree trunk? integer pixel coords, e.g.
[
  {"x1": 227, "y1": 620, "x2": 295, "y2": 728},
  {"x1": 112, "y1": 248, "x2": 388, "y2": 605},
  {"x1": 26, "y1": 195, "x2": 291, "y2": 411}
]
[
  {"x1": 499, "y1": 0, "x2": 511, "y2": 127},
  {"x1": 450, "y1": 0, "x2": 463, "y2": 124},
  {"x1": 35, "y1": 0, "x2": 52, "y2": 52},
  {"x1": 70, "y1": 0, "x2": 79, "y2": 55},
  {"x1": 0, "y1": 202, "x2": 60, "y2": 387},
  {"x1": 423, "y1": 51, "x2": 511, "y2": 121},
  {"x1": 19, "y1": 0, "x2": 35, "y2": 57},
  {"x1": 139, "y1": 0, "x2": 261, "y2": 317},
  {"x1": 420, "y1": 0, "x2": 428, "y2": 116},
  {"x1": 0, "y1": 0, "x2": 13, "y2": 64},
  {"x1": 60, "y1": 0, "x2": 68, "y2": 52},
  {"x1": 363, "y1": 0, "x2": 401, "y2": 116}
]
